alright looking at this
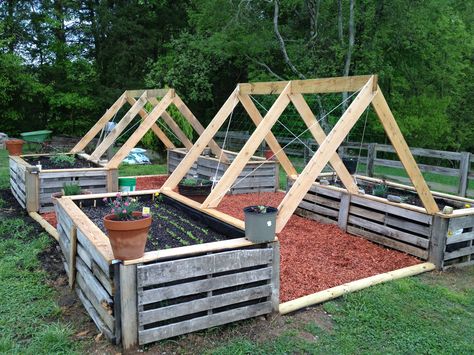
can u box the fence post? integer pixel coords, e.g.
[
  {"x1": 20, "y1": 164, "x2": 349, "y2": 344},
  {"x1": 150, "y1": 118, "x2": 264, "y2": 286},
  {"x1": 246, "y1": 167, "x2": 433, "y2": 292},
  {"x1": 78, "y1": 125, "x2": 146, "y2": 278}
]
[
  {"x1": 458, "y1": 152, "x2": 470, "y2": 197},
  {"x1": 429, "y1": 215, "x2": 449, "y2": 270},
  {"x1": 367, "y1": 143, "x2": 376, "y2": 177}
]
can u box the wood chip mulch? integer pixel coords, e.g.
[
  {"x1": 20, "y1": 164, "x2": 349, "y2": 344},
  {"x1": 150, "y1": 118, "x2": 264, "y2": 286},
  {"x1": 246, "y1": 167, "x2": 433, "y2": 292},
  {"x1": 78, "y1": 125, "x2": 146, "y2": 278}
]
[
  {"x1": 216, "y1": 192, "x2": 420, "y2": 302},
  {"x1": 41, "y1": 212, "x2": 57, "y2": 228},
  {"x1": 135, "y1": 175, "x2": 169, "y2": 190}
]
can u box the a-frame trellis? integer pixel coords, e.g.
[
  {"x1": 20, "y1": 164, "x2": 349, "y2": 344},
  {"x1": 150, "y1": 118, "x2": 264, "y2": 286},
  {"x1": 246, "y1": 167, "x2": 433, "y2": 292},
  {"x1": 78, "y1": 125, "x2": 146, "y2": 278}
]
[
  {"x1": 70, "y1": 89, "x2": 228, "y2": 168},
  {"x1": 161, "y1": 75, "x2": 439, "y2": 233}
]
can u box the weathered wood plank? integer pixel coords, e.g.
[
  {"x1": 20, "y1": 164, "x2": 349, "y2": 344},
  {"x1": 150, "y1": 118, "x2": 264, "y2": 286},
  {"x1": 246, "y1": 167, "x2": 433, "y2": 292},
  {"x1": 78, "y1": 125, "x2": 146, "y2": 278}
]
[
  {"x1": 295, "y1": 207, "x2": 338, "y2": 225},
  {"x1": 139, "y1": 267, "x2": 272, "y2": 305},
  {"x1": 138, "y1": 302, "x2": 272, "y2": 345},
  {"x1": 139, "y1": 285, "x2": 271, "y2": 326},
  {"x1": 120, "y1": 264, "x2": 138, "y2": 351},
  {"x1": 137, "y1": 249, "x2": 273, "y2": 287},
  {"x1": 299, "y1": 200, "x2": 339, "y2": 218},
  {"x1": 303, "y1": 193, "x2": 341, "y2": 209},
  {"x1": 385, "y1": 215, "x2": 431, "y2": 237},
  {"x1": 448, "y1": 215, "x2": 474, "y2": 231},
  {"x1": 444, "y1": 245, "x2": 474, "y2": 260},
  {"x1": 348, "y1": 215, "x2": 429, "y2": 248},
  {"x1": 349, "y1": 205, "x2": 386, "y2": 223},
  {"x1": 338, "y1": 193, "x2": 351, "y2": 231}
]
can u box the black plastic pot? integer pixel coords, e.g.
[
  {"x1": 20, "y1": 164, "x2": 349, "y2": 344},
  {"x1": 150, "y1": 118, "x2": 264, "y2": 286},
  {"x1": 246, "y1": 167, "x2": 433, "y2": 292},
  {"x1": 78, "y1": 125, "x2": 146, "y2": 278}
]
[
  {"x1": 342, "y1": 158, "x2": 358, "y2": 174},
  {"x1": 243, "y1": 206, "x2": 277, "y2": 243},
  {"x1": 178, "y1": 180, "x2": 212, "y2": 203}
]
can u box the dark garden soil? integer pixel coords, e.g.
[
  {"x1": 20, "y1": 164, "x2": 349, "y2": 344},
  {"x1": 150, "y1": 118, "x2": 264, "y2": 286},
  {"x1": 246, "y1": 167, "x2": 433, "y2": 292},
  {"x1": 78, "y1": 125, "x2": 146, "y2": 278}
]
[
  {"x1": 216, "y1": 192, "x2": 421, "y2": 302},
  {"x1": 81, "y1": 199, "x2": 230, "y2": 251},
  {"x1": 24, "y1": 155, "x2": 98, "y2": 169}
]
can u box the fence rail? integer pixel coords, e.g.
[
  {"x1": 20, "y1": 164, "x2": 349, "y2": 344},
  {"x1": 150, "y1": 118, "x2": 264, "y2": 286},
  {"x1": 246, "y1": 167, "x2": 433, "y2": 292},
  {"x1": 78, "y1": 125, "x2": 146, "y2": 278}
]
[{"x1": 214, "y1": 131, "x2": 473, "y2": 197}]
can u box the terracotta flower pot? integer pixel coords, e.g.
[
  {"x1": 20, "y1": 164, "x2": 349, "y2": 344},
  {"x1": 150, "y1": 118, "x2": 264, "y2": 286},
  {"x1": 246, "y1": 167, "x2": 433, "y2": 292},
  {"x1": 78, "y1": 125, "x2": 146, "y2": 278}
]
[
  {"x1": 103, "y1": 212, "x2": 151, "y2": 260},
  {"x1": 5, "y1": 139, "x2": 24, "y2": 156}
]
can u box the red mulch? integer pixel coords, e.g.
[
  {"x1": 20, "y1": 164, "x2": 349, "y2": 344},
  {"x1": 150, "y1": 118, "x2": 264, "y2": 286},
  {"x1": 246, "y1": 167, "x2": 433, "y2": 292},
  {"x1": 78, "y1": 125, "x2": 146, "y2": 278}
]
[
  {"x1": 136, "y1": 175, "x2": 169, "y2": 190},
  {"x1": 41, "y1": 212, "x2": 57, "y2": 228},
  {"x1": 217, "y1": 192, "x2": 420, "y2": 302}
]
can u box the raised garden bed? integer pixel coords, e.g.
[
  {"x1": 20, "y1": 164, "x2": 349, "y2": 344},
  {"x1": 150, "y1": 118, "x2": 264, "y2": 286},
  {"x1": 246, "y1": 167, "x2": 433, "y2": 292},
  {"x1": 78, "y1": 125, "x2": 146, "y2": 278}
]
[
  {"x1": 289, "y1": 174, "x2": 474, "y2": 269},
  {"x1": 168, "y1": 148, "x2": 279, "y2": 194},
  {"x1": 54, "y1": 190, "x2": 279, "y2": 349},
  {"x1": 9, "y1": 153, "x2": 117, "y2": 213}
]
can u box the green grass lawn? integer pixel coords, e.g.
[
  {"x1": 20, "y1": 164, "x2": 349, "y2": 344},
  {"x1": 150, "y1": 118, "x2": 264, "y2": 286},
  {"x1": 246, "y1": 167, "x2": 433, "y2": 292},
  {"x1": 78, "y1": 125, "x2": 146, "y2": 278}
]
[
  {"x1": 0, "y1": 149, "x2": 9, "y2": 190},
  {"x1": 118, "y1": 163, "x2": 167, "y2": 177}
]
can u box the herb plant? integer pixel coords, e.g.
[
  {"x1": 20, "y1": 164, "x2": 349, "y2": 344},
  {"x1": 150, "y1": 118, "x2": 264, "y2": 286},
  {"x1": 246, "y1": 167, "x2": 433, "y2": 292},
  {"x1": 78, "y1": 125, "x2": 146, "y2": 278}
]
[
  {"x1": 373, "y1": 184, "x2": 389, "y2": 197},
  {"x1": 62, "y1": 182, "x2": 81, "y2": 196},
  {"x1": 49, "y1": 153, "x2": 76, "y2": 167},
  {"x1": 103, "y1": 193, "x2": 140, "y2": 221},
  {"x1": 180, "y1": 178, "x2": 212, "y2": 186}
]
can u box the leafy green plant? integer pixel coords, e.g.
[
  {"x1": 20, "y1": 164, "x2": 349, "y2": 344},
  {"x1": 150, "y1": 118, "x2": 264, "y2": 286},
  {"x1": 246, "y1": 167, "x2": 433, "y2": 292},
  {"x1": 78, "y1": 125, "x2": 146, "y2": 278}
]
[
  {"x1": 62, "y1": 183, "x2": 81, "y2": 196},
  {"x1": 373, "y1": 184, "x2": 389, "y2": 197},
  {"x1": 247, "y1": 205, "x2": 269, "y2": 214},
  {"x1": 103, "y1": 193, "x2": 140, "y2": 221},
  {"x1": 180, "y1": 178, "x2": 212, "y2": 187},
  {"x1": 49, "y1": 154, "x2": 75, "y2": 167}
]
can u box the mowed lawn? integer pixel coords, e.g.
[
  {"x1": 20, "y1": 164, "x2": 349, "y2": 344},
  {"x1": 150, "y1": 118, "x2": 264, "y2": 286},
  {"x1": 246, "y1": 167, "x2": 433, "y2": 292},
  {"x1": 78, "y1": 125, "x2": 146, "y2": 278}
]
[{"x1": 0, "y1": 149, "x2": 473, "y2": 353}]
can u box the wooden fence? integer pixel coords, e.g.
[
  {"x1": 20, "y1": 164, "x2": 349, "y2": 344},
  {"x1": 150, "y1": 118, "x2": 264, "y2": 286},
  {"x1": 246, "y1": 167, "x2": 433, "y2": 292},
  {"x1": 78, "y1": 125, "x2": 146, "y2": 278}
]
[{"x1": 215, "y1": 131, "x2": 473, "y2": 197}]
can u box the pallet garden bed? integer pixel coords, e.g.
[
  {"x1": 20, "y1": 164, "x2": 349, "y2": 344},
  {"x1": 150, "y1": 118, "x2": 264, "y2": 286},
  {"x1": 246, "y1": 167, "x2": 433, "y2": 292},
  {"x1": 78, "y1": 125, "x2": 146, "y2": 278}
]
[
  {"x1": 289, "y1": 174, "x2": 474, "y2": 269},
  {"x1": 168, "y1": 148, "x2": 279, "y2": 194},
  {"x1": 9, "y1": 153, "x2": 117, "y2": 213},
  {"x1": 54, "y1": 190, "x2": 279, "y2": 349}
]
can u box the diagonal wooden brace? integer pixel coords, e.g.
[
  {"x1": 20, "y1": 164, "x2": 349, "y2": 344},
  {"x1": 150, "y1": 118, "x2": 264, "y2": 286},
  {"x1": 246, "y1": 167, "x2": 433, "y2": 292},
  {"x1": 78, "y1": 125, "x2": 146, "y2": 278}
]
[{"x1": 276, "y1": 76, "x2": 377, "y2": 232}]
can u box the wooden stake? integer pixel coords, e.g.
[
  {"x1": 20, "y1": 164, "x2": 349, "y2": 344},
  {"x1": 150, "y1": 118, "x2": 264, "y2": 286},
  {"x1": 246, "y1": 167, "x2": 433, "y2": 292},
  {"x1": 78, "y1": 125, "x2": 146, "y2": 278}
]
[
  {"x1": 173, "y1": 95, "x2": 229, "y2": 163},
  {"x1": 106, "y1": 90, "x2": 175, "y2": 169},
  {"x1": 201, "y1": 82, "x2": 292, "y2": 208},
  {"x1": 279, "y1": 262, "x2": 435, "y2": 314},
  {"x1": 161, "y1": 88, "x2": 240, "y2": 190},
  {"x1": 238, "y1": 93, "x2": 297, "y2": 177},
  {"x1": 71, "y1": 93, "x2": 127, "y2": 153},
  {"x1": 290, "y1": 93, "x2": 359, "y2": 193},
  {"x1": 69, "y1": 226, "x2": 77, "y2": 288},
  {"x1": 371, "y1": 88, "x2": 439, "y2": 214},
  {"x1": 276, "y1": 77, "x2": 376, "y2": 232},
  {"x1": 90, "y1": 92, "x2": 148, "y2": 161}
]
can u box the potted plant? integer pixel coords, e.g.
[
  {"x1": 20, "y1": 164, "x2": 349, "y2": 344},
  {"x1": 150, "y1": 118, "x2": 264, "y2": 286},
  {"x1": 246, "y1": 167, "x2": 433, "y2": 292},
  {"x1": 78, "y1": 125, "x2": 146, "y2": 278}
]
[
  {"x1": 342, "y1": 157, "x2": 357, "y2": 174},
  {"x1": 5, "y1": 139, "x2": 24, "y2": 156},
  {"x1": 178, "y1": 177, "x2": 213, "y2": 203},
  {"x1": 243, "y1": 205, "x2": 278, "y2": 243},
  {"x1": 51, "y1": 182, "x2": 91, "y2": 204},
  {"x1": 103, "y1": 193, "x2": 152, "y2": 260}
]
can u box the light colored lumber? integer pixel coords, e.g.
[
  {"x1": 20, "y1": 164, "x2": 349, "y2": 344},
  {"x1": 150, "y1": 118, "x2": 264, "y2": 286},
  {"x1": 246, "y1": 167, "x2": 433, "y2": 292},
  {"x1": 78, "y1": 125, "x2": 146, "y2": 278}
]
[
  {"x1": 71, "y1": 92, "x2": 127, "y2": 153},
  {"x1": 238, "y1": 93, "x2": 297, "y2": 177},
  {"x1": 90, "y1": 92, "x2": 148, "y2": 161},
  {"x1": 201, "y1": 82, "x2": 292, "y2": 208},
  {"x1": 276, "y1": 76, "x2": 376, "y2": 232},
  {"x1": 25, "y1": 169, "x2": 39, "y2": 212},
  {"x1": 120, "y1": 264, "x2": 138, "y2": 350},
  {"x1": 28, "y1": 211, "x2": 59, "y2": 241},
  {"x1": 126, "y1": 88, "x2": 169, "y2": 98},
  {"x1": 371, "y1": 87, "x2": 438, "y2": 214},
  {"x1": 173, "y1": 94, "x2": 229, "y2": 163},
  {"x1": 279, "y1": 262, "x2": 435, "y2": 314},
  {"x1": 126, "y1": 95, "x2": 175, "y2": 149},
  {"x1": 239, "y1": 75, "x2": 372, "y2": 95},
  {"x1": 68, "y1": 226, "x2": 77, "y2": 288},
  {"x1": 148, "y1": 96, "x2": 193, "y2": 149},
  {"x1": 161, "y1": 88, "x2": 240, "y2": 190},
  {"x1": 290, "y1": 93, "x2": 358, "y2": 193},
  {"x1": 106, "y1": 90, "x2": 175, "y2": 169}
]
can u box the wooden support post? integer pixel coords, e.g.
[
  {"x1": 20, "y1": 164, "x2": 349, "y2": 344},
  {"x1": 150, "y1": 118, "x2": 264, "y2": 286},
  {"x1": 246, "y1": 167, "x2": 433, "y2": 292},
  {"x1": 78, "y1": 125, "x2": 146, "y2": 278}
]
[
  {"x1": 367, "y1": 143, "x2": 376, "y2": 177},
  {"x1": 113, "y1": 262, "x2": 122, "y2": 345},
  {"x1": 148, "y1": 97, "x2": 193, "y2": 149},
  {"x1": 106, "y1": 90, "x2": 175, "y2": 169},
  {"x1": 290, "y1": 93, "x2": 358, "y2": 193},
  {"x1": 107, "y1": 169, "x2": 119, "y2": 192},
  {"x1": 68, "y1": 226, "x2": 77, "y2": 288},
  {"x1": 120, "y1": 263, "x2": 138, "y2": 350},
  {"x1": 201, "y1": 82, "x2": 292, "y2": 208},
  {"x1": 338, "y1": 193, "x2": 351, "y2": 231},
  {"x1": 90, "y1": 92, "x2": 148, "y2": 161},
  {"x1": 458, "y1": 152, "x2": 471, "y2": 197},
  {"x1": 276, "y1": 77, "x2": 376, "y2": 233},
  {"x1": 25, "y1": 168, "x2": 39, "y2": 212},
  {"x1": 371, "y1": 88, "x2": 439, "y2": 214},
  {"x1": 161, "y1": 88, "x2": 240, "y2": 190},
  {"x1": 173, "y1": 95, "x2": 229, "y2": 163},
  {"x1": 429, "y1": 215, "x2": 449, "y2": 270},
  {"x1": 71, "y1": 93, "x2": 127, "y2": 153},
  {"x1": 238, "y1": 93, "x2": 298, "y2": 177},
  {"x1": 271, "y1": 242, "x2": 280, "y2": 312}
]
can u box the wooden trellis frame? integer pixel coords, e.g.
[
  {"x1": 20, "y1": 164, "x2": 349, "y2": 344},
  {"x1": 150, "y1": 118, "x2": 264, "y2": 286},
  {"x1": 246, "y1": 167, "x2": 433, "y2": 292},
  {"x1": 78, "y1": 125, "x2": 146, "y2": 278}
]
[
  {"x1": 70, "y1": 89, "x2": 228, "y2": 167},
  {"x1": 162, "y1": 75, "x2": 439, "y2": 233}
]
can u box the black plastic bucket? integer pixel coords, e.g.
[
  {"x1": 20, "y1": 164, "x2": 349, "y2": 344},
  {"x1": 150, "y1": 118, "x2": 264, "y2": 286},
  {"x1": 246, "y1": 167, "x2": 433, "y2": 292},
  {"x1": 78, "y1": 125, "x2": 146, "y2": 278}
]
[
  {"x1": 243, "y1": 206, "x2": 277, "y2": 243},
  {"x1": 342, "y1": 158, "x2": 358, "y2": 174}
]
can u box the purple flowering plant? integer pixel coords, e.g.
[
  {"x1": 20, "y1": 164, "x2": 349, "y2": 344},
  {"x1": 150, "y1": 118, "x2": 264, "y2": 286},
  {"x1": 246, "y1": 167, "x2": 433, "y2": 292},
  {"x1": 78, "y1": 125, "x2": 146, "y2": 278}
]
[{"x1": 103, "y1": 193, "x2": 139, "y2": 221}]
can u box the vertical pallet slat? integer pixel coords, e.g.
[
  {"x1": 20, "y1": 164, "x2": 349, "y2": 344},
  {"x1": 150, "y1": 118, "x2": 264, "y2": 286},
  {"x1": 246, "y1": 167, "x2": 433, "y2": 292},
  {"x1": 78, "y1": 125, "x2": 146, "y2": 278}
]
[{"x1": 120, "y1": 264, "x2": 138, "y2": 351}]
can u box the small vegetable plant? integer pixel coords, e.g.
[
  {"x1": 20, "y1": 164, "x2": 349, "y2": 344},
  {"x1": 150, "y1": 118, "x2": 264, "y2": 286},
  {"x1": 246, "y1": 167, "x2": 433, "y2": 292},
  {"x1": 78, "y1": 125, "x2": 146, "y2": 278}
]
[
  {"x1": 180, "y1": 178, "x2": 212, "y2": 187},
  {"x1": 373, "y1": 183, "x2": 389, "y2": 197},
  {"x1": 62, "y1": 182, "x2": 81, "y2": 196},
  {"x1": 103, "y1": 193, "x2": 140, "y2": 221},
  {"x1": 50, "y1": 153, "x2": 76, "y2": 167},
  {"x1": 248, "y1": 205, "x2": 268, "y2": 214}
]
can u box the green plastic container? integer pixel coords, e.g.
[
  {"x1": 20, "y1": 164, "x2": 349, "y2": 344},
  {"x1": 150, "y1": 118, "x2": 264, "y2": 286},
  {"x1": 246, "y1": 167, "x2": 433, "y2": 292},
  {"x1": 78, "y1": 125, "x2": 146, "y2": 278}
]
[
  {"x1": 119, "y1": 177, "x2": 137, "y2": 192},
  {"x1": 20, "y1": 130, "x2": 53, "y2": 143},
  {"x1": 243, "y1": 206, "x2": 277, "y2": 243}
]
